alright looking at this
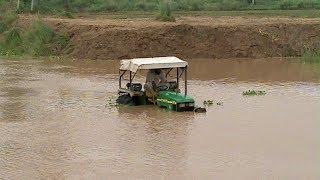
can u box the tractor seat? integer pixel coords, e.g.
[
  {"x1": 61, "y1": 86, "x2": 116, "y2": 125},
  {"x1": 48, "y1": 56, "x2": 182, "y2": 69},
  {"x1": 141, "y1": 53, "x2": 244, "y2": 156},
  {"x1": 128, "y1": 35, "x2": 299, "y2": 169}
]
[{"x1": 126, "y1": 83, "x2": 142, "y2": 92}]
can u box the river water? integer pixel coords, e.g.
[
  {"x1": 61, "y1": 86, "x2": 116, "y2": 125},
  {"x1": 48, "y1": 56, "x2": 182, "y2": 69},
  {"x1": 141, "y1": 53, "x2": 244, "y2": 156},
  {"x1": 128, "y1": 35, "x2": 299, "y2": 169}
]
[{"x1": 0, "y1": 58, "x2": 319, "y2": 179}]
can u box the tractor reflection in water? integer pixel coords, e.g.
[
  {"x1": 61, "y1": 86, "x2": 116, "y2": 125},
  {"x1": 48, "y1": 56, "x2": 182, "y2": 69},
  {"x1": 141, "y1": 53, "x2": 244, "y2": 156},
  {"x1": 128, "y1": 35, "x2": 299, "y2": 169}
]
[{"x1": 116, "y1": 57, "x2": 198, "y2": 112}]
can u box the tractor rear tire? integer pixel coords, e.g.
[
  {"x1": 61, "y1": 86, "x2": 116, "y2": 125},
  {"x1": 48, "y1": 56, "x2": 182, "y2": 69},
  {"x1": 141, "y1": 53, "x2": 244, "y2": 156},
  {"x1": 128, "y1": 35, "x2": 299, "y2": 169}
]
[{"x1": 116, "y1": 94, "x2": 133, "y2": 105}]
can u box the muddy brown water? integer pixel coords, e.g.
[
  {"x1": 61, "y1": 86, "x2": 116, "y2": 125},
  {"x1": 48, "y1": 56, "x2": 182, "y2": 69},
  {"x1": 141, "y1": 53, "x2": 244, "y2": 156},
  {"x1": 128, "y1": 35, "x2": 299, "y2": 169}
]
[{"x1": 0, "y1": 58, "x2": 319, "y2": 179}]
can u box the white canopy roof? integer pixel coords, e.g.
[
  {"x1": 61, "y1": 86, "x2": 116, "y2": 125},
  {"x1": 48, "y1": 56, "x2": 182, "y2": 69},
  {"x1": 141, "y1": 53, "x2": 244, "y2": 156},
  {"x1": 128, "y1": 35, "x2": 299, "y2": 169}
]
[{"x1": 120, "y1": 57, "x2": 188, "y2": 73}]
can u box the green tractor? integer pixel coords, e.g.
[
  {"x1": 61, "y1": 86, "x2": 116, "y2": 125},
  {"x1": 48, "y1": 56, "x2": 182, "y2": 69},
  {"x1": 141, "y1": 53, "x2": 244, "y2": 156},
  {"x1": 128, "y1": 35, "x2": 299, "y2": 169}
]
[
  {"x1": 156, "y1": 91, "x2": 195, "y2": 112},
  {"x1": 117, "y1": 57, "x2": 198, "y2": 112}
]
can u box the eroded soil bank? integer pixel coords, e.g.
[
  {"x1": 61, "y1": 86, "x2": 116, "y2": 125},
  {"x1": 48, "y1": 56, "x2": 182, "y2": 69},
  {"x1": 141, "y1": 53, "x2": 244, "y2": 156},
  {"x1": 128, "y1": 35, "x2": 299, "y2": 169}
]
[{"x1": 20, "y1": 15, "x2": 320, "y2": 60}]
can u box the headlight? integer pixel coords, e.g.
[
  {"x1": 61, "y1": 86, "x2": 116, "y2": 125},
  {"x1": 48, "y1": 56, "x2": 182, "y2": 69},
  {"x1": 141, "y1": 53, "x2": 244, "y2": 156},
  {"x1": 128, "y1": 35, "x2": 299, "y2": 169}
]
[{"x1": 179, "y1": 103, "x2": 185, "y2": 107}]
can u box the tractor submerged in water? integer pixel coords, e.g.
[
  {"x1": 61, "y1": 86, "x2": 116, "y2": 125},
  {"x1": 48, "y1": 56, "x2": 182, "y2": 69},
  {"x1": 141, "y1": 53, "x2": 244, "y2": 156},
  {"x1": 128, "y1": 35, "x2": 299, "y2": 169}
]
[{"x1": 116, "y1": 57, "x2": 204, "y2": 112}]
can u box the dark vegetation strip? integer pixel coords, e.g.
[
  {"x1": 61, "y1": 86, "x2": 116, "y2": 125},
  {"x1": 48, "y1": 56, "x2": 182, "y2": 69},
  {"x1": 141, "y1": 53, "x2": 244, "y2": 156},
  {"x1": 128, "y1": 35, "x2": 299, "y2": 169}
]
[
  {"x1": 2, "y1": 0, "x2": 320, "y2": 20},
  {"x1": 1, "y1": 0, "x2": 320, "y2": 14}
]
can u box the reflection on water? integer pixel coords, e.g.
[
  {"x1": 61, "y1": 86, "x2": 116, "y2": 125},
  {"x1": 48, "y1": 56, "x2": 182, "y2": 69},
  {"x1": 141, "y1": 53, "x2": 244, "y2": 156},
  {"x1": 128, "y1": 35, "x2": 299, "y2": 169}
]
[{"x1": 0, "y1": 58, "x2": 319, "y2": 179}]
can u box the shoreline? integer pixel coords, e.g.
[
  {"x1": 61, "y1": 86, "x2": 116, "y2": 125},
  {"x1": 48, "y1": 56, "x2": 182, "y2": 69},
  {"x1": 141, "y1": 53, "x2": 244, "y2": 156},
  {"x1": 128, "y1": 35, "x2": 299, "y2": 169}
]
[{"x1": 17, "y1": 14, "x2": 320, "y2": 60}]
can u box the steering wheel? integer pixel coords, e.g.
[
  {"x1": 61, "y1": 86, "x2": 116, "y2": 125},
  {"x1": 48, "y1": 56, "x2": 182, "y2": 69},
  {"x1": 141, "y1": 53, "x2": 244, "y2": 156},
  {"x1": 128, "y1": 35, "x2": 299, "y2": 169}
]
[{"x1": 157, "y1": 84, "x2": 170, "y2": 91}]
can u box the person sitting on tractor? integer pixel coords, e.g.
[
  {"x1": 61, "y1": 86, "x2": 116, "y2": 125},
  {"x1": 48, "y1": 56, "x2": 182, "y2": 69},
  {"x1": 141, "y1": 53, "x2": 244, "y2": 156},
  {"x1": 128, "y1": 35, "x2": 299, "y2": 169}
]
[{"x1": 144, "y1": 69, "x2": 166, "y2": 102}]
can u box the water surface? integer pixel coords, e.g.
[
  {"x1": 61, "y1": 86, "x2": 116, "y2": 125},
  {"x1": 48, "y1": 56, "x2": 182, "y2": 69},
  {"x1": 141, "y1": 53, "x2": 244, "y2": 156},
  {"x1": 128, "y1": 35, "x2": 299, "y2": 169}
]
[{"x1": 0, "y1": 58, "x2": 319, "y2": 179}]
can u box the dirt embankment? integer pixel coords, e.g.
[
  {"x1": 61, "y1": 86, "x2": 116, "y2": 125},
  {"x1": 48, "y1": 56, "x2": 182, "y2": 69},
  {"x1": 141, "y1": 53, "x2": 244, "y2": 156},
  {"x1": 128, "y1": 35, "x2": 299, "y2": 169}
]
[{"x1": 20, "y1": 15, "x2": 320, "y2": 60}]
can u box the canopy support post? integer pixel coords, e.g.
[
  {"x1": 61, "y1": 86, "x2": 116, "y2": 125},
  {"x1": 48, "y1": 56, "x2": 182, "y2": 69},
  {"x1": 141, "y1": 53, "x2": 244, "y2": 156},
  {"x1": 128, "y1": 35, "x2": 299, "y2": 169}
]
[
  {"x1": 119, "y1": 70, "x2": 121, "y2": 89},
  {"x1": 184, "y1": 66, "x2": 187, "y2": 96},
  {"x1": 119, "y1": 70, "x2": 126, "y2": 89},
  {"x1": 176, "y1": 68, "x2": 179, "y2": 89},
  {"x1": 129, "y1": 71, "x2": 132, "y2": 87},
  {"x1": 132, "y1": 72, "x2": 137, "y2": 81},
  {"x1": 165, "y1": 68, "x2": 173, "y2": 78}
]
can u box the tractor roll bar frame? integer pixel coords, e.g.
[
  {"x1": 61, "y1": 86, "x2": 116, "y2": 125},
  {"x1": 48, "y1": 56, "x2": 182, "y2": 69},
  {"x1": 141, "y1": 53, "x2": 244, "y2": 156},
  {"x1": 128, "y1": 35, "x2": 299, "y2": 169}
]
[{"x1": 118, "y1": 66, "x2": 188, "y2": 96}]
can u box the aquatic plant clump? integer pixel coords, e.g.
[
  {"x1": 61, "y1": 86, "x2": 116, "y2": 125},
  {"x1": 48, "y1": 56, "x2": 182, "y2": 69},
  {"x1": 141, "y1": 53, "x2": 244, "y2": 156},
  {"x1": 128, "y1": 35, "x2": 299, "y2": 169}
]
[
  {"x1": 203, "y1": 100, "x2": 223, "y2": 106},
  {"x1": 242, "y1": 90, "x2": 267, "y2": 96},
  {"x1": 203, "y1": 100, "x2": 214, "y2": 106},
  {"x1": 106, "y1": 97, "x2": 120, "y2": 108}
]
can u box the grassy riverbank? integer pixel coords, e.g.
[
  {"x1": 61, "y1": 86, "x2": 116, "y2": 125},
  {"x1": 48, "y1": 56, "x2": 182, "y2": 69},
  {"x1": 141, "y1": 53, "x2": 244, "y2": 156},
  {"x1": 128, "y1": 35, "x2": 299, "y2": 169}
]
[
  {"x1": 302, "y1": 50, "x2": 320, "y2": 63},
  {"x1": 0, "y1": 12, "x2": 69, "y2": 57},
  {"x1": 3, "y1": 0, "x2": 320, "y2": 13},
  {"x1": 1, "y1": 0, "x2": 319, "y2": 61}
]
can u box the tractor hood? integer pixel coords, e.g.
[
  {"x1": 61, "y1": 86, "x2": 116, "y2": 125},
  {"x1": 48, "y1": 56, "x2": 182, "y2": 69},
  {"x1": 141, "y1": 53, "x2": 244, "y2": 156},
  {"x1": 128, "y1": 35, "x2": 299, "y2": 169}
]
[{"x1": 157, "y1": 91, "x2": 194, "y2": 104}]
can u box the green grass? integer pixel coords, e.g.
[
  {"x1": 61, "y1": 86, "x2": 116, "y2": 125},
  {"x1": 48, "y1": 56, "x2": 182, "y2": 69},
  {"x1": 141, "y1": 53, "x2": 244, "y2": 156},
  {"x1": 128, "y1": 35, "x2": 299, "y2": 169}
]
[
  {"x1": 301, "y1": 50, "x2": 320, "y2": 63},
  {"x1": 157, "y1": 0, "x2": 175, "y2": 22},
  {"x1": 279, "y1": 0, "x2": 319, "y2": 10},
  {"x1": 2, "y1": 0, "x2": 320, "y2": 15},
  {"x1": 0, "y1": 12, "x2": 18, "y2": 33},
  {"x1": 0, "y1": 12, "x2": 69, "y2": 57},
  {"x1": 0, "y1": 27, "x2": 23, "y2": 56},
  {"x1": 24, "y1": 20, "x2": 57, "y2": 56},
  {"x1": 58, "y1": 11, "x2": 75, "y2": 18},
  {"x1": 175, "y1": 9, "x2": 320, "y2": 18},
  {"x1": 0, "y1": 12, "x2": 21, "y2": 56}
]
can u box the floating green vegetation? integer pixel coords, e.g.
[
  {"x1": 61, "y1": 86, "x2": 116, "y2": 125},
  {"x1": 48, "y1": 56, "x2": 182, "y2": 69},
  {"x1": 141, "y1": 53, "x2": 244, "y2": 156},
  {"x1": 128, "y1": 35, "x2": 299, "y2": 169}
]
[
  {"x1": 203, "y1": 100, "x2": 214, "y2": 105},
  {"x1": 203, "y1": 100, "x2": 223, "y2": 106},
  {"x1": 242, "y1": 90, "x2": 267, "y2": 96},
  {"x1": 106, "y1": 97, "x2": 119, "y2": 108},
  {"x1": 0, "y1": 12, "x2": 69, "y2": 57}
]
